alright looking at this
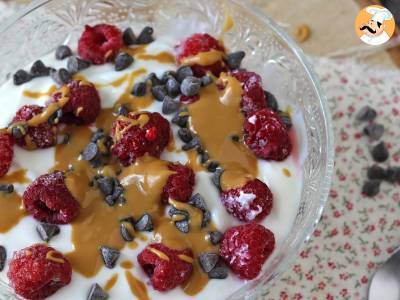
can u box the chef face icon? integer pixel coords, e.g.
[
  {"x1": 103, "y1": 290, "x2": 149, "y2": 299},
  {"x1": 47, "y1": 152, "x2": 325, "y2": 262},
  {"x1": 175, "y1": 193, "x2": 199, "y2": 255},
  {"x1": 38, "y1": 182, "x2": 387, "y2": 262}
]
[{"x1": 355, "y1": 6, "x2": 395, "y2": 46}]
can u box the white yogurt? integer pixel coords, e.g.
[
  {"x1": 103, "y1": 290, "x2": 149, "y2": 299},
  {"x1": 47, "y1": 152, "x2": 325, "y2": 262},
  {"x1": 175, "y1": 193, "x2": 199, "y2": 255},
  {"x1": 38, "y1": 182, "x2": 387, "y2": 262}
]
[{"x1": 0, "y1": 36, "x2": 302, "y2": 300}]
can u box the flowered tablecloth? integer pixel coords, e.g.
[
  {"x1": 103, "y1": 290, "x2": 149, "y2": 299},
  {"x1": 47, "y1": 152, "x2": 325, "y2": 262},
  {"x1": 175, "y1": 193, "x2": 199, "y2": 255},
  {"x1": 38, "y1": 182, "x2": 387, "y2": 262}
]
[{"x1": 264, "y1": 57, "x2": 400, "y2": 300}]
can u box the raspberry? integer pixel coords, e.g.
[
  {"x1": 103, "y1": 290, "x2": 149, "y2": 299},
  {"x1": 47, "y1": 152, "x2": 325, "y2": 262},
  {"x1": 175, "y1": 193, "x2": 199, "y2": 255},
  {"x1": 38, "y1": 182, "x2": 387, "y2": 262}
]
[
  {"x1": 7, "y1": 244, "x2": 72, "y2": 300},
  {"x1": 0, "y1": 133, "x2": 13, "y2": 177},
  {"x1": 244, "y1": 108, "x2": 292, "y2": 161},
  {"x1": 111, "y1": 112, "x2": 170, "y2": 166},
  {"x1": 161, "y1": 163, "x2": 195, "y2": 203},
  {"x1": 22, "y1": 171, "x2": 80, "y2": 224},
  {"x1": 12, "y1": 105, "x2": 57, "y2": 149},
  {"x1": 50, "y1": 80, "x2": 101, "y2": 125},
  {"x1": 230, "y1": 70, "x2": 267, "y2": 117},
  {"x1": 220, "y1": 223, "x2": 275, "y2": 280},
  {"x1": 220, "y1": 178, "x2": 273, "y2": 222},
  {"x1": 137, "y1": 243, "x2": 193, "y2": 291},
  {"x1": 176, "y1": 33, "x2": 226, "y2": 77},
  {"x1": 78, "y1": 24, "x2": 123, "y2": 64},
  {"x1": 180, "y1": 94, "x2": 200, "y2": 104}
]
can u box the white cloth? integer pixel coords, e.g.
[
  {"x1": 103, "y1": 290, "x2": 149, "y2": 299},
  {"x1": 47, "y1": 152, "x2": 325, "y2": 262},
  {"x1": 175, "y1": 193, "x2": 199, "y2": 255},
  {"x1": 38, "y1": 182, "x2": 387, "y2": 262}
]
[
  {"x1": 366, "y1": 6, "x2": 393, "y2": 24},
  {"x1": 360, "y1": 31, "x2": 390, "y2": 45}
]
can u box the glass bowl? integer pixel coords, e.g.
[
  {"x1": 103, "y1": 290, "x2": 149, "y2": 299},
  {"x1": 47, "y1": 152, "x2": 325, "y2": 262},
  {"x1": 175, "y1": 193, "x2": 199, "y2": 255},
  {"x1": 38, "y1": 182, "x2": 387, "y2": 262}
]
[{"x1": 0, "y1": 0, "x2": 334, "y2": 299}]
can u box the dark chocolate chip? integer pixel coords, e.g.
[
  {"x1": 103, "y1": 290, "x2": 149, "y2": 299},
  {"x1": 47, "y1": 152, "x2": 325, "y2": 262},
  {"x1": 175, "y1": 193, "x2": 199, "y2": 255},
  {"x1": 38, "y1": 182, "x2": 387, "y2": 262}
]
[
  {"x1": 209, "y1": 231, "x2": 223, "y2": 245},
  {"x1": 201, "y1": 210, "x2": 211, "y2": 228},
  {"x1": 0, "y1": 184, "x2": 14, "y2": 194},
  {"x1": 230, "y1": 135, "x2": 240, "y2": 142},
  {"x1": 182, "y1": 136, "x2": 201, "y2": 151},
  {"x1": 145, "y1": 72, "x2": 161, "y2": 87},
  {"x1": 120, "y1": 222, "x2": 134, "y2": 242},
  {"x1": 162, "y1": 96, "x2": 180, "y2": 115},
  {"x1": 91, "y1": 129, "x2": 105, "y2": 143},
  {"x1": 386, "y1": 167, "x2": 400, "y2": 183},
  {"x1": 99, "y1": 246, "x2": 120, "y2": 269},
  {"x1": 264, "y1": 90, "x2": 278, "y2": 112},
  {"x1": 362, "y1": 180, "x2": 380, "y2": 197},
  {"x1": 48, "y1": 109, "x2": 63, "y2": 125},
  {"x1": 131, "y1": 82, "x2": 147, "y2": 97},
  {"x1": 61, "y1": 134, "x2": 70, "y2": 145},
  {"x1": 55, "y1": 45, "x2": 72, "y2": 60},
  {"x1": 0, "y1": 246, "x2": 6, "y2": 272},
  {"x1": 198, "y1": 253, "x2": 219, "y2": 273},
  {"x1": 166, "y1": 76, "x2": 180, "y2": 97},
  {"x1": 200, "y1": 152, "x2": 209, "y2": 164},
  {"x1": 87, "y1": 283, "x2": 109, "y2": 300},
  {"x1": 96, "y1": 177, "x2": 115, "y2": 196},
  {"x1": 278, "y1": 111, "x2": 292, "y2": 129},
  {"x1": 201, "y1": 75, "x2": 213, "y2": 86},
  {"x1": 13, "y1": 69, "x2": 32, "y2": 85},
  {"x1": 112, "y1": 185, "x2": 124, "y2": 199},
  {"x1": 123, "y1": 28, "x2": 136, "y2": 46},
  {"x1": 82, "y1": 142, "x2": 99, "y2": 161},
  {"x1": 134, "y1": 213, "x2": 153, "y2": 232},
  {"x1": 105, "y1": 195, "x2": 116, "y2": 206},
  {"x1": 115, "y1": 52, "x2": 134, "y2": 71},
  {"x1": 175, "y1": 219, "x2": 189, "y2": 233},
  {"x1": 30, "y1": 60, "x2": 50, "y2": 77},
  {"x1": 160, "y1": 71, "x2": 177, "y2": 83},
  {"x1": 178, "y1": 128, "x2": 193, "y2": 143},
  {"x1": 67, "y1": 56, "x2": 91, "y2": 74},
  {"x1": 176, "y1": 66, "x2": 193, "y2": 83},
  {"x1": 168, "y1": 207, "x2": 189, "y2": 219},
  {"x1": 180, "y1": 76, "x2": 201, "y2": 96},
  {"x1": 367, "y1": 165, "x2": 386, "y2": 181},
  {"x1": 117, "y1": 105, "x2": 129, "y2": 116},
  {"x1": 151, "y1": 85, "x2": 167, "y2": 102},
  {"x1": 363, "y1": 123, "x2": 384, "y2": 140},
  {"x1": 207, "y1": 161, "x2": 219, "y2": 173},
  {"x1": 371, "y1": 142, "x2": 389, "y2": 163},
  {"x1": 10, "y1": 125, "x2": 27, "y2": 139},
  {"x1": 36, "y1": 223, "x2": 60, "y2": 242},
  {"x1": 50, "y1": 68, "x2": 72, "y2": 85},
  {"x1": 224, "y1": 51, "x2": 245, "y2": 69},
  {"x1": 208, "y1": 260, "x2": 229, "y2": 279},
  {"x1": 356, "y1": 106, "x2": 377, "y2": 122},
  {"x1": 136, "y1": 26, "x2": 154, "y2": 45},
  {"x1": 189, "y1": 193, "x2": 208, "y2": 211},
  {"x1": 172, "y1": 109, "x2": 189, "y2": 128},
  {"x1": 211, "y1": 168, "x2": 224, "y2": 191}
]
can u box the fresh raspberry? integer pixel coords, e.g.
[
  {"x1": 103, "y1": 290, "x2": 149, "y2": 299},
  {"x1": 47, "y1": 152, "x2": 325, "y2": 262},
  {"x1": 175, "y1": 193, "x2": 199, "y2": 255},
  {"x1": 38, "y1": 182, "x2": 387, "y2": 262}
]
[
  {"x1": 230, "y1": 70, "x2": 267, "y2": 117},
  {"x1": 220, "y1": 223, "x2": 275, "y2": 280},
  {"x1": 176, "y1": 33, "x2": 226, "y2": 77},
  {"x1": 161, "y1": 163, "x2": 195, "y2": 203},
  {"x1": 180, "y1": 94, "x2": 200, "y2": 104},
  {"x1": 244, "y1": 108, "x2": 292, "y2": 161},
  {"x1": 137, "y1": 243, "x2": 193, "y2": 291},
  {"x1": 0, "y1": 133, "x2": 13, "y2": 177},
  {"x1": 7, "y1": 244, "x2": 72, "y2": 300},
  {"x1": 111, "y1": 112, "x2": 170, "y2": 166},
  {"x1": 22, "y1": 171, "x2": 80, "y2": 224},
  {"x1": 12, "y1": 105, "x2": 57, "y2": 149},
  {"x1": 220, "y1": 178, "x2": 273, "y2": 222},
  {"x1": 49, "y1": 80, "x2": 101, "y2": 125},
  {"x1": 78, "y1": 24, "x2": 123, "y2": 64}
]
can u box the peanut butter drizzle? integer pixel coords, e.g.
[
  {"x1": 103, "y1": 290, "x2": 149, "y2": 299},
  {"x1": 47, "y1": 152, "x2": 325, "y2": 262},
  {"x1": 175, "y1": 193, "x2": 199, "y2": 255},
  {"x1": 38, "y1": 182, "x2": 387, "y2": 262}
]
[
  {"x1": 23, "y1": 85, "x2": 57, "y2": 99},
  {"x1": 0, "y1": 192, "x2": 25, "y2": 233},
  {"x1": 125, "y1": 271, "x2": 150, "y2": 300},
  {"x1": 120, "y1": 260, "x2": 134, "y2": 269},
  {"x1": 188, "y1": 73, "x2": 258, "y2": 191},
  {"x1": 0, "y1": 169, "x2": 29, "y2": 184},
  {"x1": 121, "y1": 45, "x2": 148, "y2": 57},
  {"x1": 181, "y1": 49, "x2": 225, "y2": 66},
  {"x1": 283, "y1": 168, "x2": 291, "y2": 177},
  {"x1": 95, "y1": 74, "x2": 130, "y2": 89},
  {"x1": 46, "y1": 250, "x2": 65, "y2": 264},
  {"x1": 104, "y1": 273, "x2": 119, "y2": 292},
  {"x1": 136, "y1": 52, "x2": 176, "y2": 64},
  {"x1": 186, "y1": 149, "x2": 205, "y2": 172},
  {"x1": 222, "y1": 13, "x2": 234, "y2": 33}
]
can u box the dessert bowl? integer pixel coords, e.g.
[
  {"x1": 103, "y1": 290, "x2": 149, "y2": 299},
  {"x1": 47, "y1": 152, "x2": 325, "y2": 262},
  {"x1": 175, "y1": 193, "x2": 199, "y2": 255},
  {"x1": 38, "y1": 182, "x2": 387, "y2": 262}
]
[{"x1": 0, "y1": 0, "x2": 334, "y2": 299}]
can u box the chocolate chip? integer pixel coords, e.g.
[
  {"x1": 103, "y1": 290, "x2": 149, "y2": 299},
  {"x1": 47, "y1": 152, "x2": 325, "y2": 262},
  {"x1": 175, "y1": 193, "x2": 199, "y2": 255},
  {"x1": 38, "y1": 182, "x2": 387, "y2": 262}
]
[
  {"x1": 115, "y1": 52, "x2": 134, "y2": 71},
  {"x1": 176, "y1": 66, "x2": 193, "y2": 83},
  {"x1": 91, "y1": 129, "x2": 105, "y2": 143},
  {"x1": 175, "y1": 219, "x2": 189, "y2": 233},
  {"x1": 356, "y1": 106, "x2": 377, "y2": 122},
  {"x1": 51, "y1": 68, "x2": 72, "y2": 85},
  {"x1": 198, "y1": 253, "x2": 219, "y2": 273},
  {"x1": 363, "y1": 123, "x2": 384, "y2": 140},
  {"x1": 36, "y1": 223, "x2": 60, "y2": 242},
  {"x1": 0, "y1": 246, "x2": 6, "y2": 272},
  {"x1": 211, "y1": 168, "x2": 224, "y2": 191},
  {"x1": 117, "y1": 105, "x2": 129, "y2": 116},
  {"x1": 209, "y1": 231, "x2": 223, "y2": 245},
  {"x1": 123, "y1": 28, "x2": 136, "y2": 46},
  {"x1": 0, "y1": 184, "x2": 14, "y2": 194},
  {"x1": 230, "y1": 135, "x2": 240, "y2": 142},
  {"x1": 120, "y1": 222, "x2": 134, "y2": 242},
  {"x1": 96, "y1": 177, "x2": 115, "y2": 196},
  {"x1": 160, "y1": 71, "x2": 177, "y2": 83},
  {"x1": 13, "y1": 69, "x2": 32, "y2": 85},
  {"x1": 207, "y1": 161, "x2": 219, "y2": 173},
  {"x1": 55, "y1": 45, "x2": 72, "y2": 60},
  {"x1": 278, "y1": 111, "x2": 292, "y2": 129},
  {"x1": 181, "y1": 76, "x2": 201, "y2": 96},
  {"x1": 386, "y1": 167, "x2": 400, "y2": 183},
  {"x1": 264, "y1": 90, "x2": 279, "y2": 111},
  {"x1": 371, "y1": 142, "x2": 389, "y2": 163},
  {"x1": 67, "y1": 56, "x2": 91, "y2": 74},
  {"x1": 112, "y1": 185, "x2": 124, "y2": 199},
  {"x1": 136, "y1": 26, "x2": 154, "y2": 44},
  {"x1": 201, "y1": 210, "x2": 211, "y2": 228},
  {"x1": 10, "y1": 124, "x2": 27, "y2": 139},
  {"x1": 224, "y1": 51, "x2": 245, "y2": 69},
  {"x1": 201, "y1": 75, "x2": 213, "y2": 86},
  {"x1": 119, "y1": 215, "x2": 135, "y2": 224},
  {"x1": 105, "y1": 195, "x2": 116, "y2": 206},
  {"x1": 208, "y1": 260, "x2": 228, "y2": 279},
  {"x1": 134, "y1": 214, "x2": 153, "y2": 232},
  {"x1": 172, "y1": 108, "x2": 189, "y2": 128},
  {"x1": 362, "y1": 180, "x2": 380, "y2": 197},
  {"x1": 168, "y1": 207, "x2": 189, "y2": 219},
  {"x1": 200, "y1": 151, "x2": 209, "y2": 164},
  {"x1": 131, "y1": 82, "x2": 147, "y2": 97},
  {"x1": 166, "y1": 77, "x2": 180, "y2": 97},
  {"x1": 87, "y1": 283, "x2": 109, "y2": 300},
  {"x1": 145, "y1": 72, "x2": 161, "y2": 87},
  {"x1": 151, "y1": 85, "x2": 167, "y2": 101},
  {"x1": 61, "y1": 134, "x2": 70, "y2": 145},
  {"x1": 189, "y1": 193, "x2": 208, "y2": 211},
  {"x1": 82, "y1": 142, "x2": 99, "y2": 161},
  {"x1": 48, "y1": 109, "x2": 63, "y2": 125},
  {"x1": 162, "y1": 96, "x2": 180, "y2": 115},
  {"x1": 99, "y1": 246, "x2": 120, "y2": 269},
  {"x1": 178, "y1": 128, "x2": 193, "y2": 143},
  {"x1": 182, "y1": 136, "x2": 201, "y2": 151},
  {"x1": 30, "y1": 60, "x2": 50, "y2": 77}
]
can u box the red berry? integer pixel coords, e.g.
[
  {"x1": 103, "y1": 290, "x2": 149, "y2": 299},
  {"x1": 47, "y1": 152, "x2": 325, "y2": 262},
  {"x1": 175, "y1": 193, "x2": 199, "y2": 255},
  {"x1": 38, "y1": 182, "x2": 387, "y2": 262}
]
[
  {"x1": 49, "y1": 80, "x2": 101, "y2": 125},
  {"x1": 137, "y1": 243, "x2": 193, "y2": 291},
  {"x1": 78, "y1": 24, "x2": 123, "y2": 64},
  {"x1": 22, "y1": 171, "x2": 80, "y2": 224},
  {"x1": 230, "y1": 70, "x2": 267, "y2": 117},
  {"x1": 180, "y1": 94, "x2": 200, "y2": 104},
  {"x1": 220, "y1": 223, "x2": 275, "y2": 279},
  {"x1": 161, "y1": 163, "x2": 195, "y2": 203},
  {"x1": 244, "y1": 108, "x2": 292, "y2": 161},
  {"x1": 12, "y1": 105, "x2": 57, "y2": 149},
  {"x1": 111, "y1": 112, "x2": 170, "y2": 166},
  {"x1": 7, "y1": 244, "x2": 72, "y2": 300},
  {"x1": 221, "y1": 178, "x2": 273, "y2": 222},
  {"x1": 0, "y1": 133, "x2": 13, "y2": 177}
]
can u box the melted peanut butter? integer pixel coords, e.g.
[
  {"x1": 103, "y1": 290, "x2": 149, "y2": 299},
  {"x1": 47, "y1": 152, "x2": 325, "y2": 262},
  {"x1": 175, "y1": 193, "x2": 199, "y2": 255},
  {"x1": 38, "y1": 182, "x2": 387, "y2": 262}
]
[
  {"x1": 104, "y1": 274, "x2": 119, "y2": 292},
  {"x1": 136, "y1": 52, "x2": 176, "y2": 64},
  {"x1": 121, "y1": 46, "x2": 148, "y2": 57},
  {"x1": 186, "y1": 149, "x2": 205, "y2": 172},
  {"x1": 120, "y1": 260, "x2": 134, "y2": 269},
  {"x1": 0, "y1": 192, "x2": 25, "y2": 233},
  {"x1": 23, "y1": 85, "x2": 57, "y2": 99},
  {"x1": 0, "y1": 169, "x2": 29, "y2": 184},
  {"x1": 125, "y1": 271, "x2": 150, "y2": 300},
  {"x1": 181, "y1": 50, "x2": 225, "y2": 66}
]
